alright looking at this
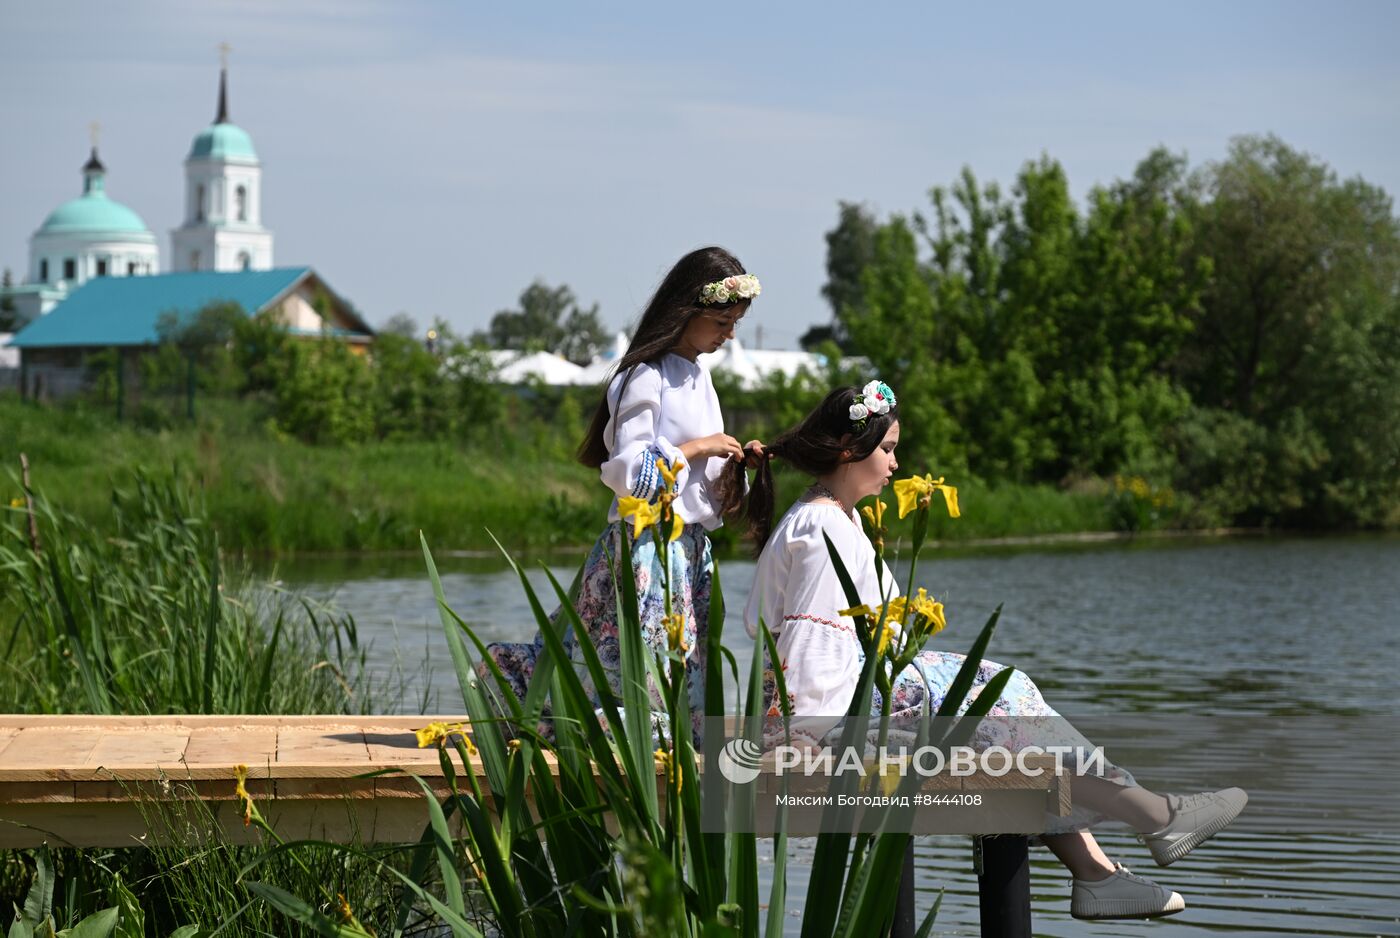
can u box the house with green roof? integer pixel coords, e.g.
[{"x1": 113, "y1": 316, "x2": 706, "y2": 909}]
[{"x1": 6, "y1": 267, "x2": 373, "y2": 399}]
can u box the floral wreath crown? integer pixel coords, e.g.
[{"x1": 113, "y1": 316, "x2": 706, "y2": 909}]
[
  {"x1": 849, "y1": 380, "x2": 896, "y2": 428},
  {"x1": 699, "y1": 273, "x2": 761, "y2": 306}
]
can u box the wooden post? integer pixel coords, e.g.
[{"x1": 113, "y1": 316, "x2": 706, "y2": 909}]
[
  {"x1": 186, "y1": 350, "x2": 196, "y2": 420},
  {"x1": 974, "y1": 835, "x2": 1031, "y2": 938},
  {"x1": 19, "y1": 452, "x2": 41, "y2": 557},
  {"x1": 116, "y1": 348, "x2": 125, "y2": 422},
  {"x1": 890, "y1": 839, "x2": 916, "y2": 937}
]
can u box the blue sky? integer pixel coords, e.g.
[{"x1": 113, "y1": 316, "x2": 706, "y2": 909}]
[{"x1": 2, "y1": 1, "x2": 1397, "y2": 348}]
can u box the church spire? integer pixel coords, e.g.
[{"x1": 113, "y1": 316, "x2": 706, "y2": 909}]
[
  {"x1": 215, "y1": 42, "x2": 231, "y2": 124},
  {"x1": 215, "y1": 67, "x2": 230, "y2": 124},
  {"x1": 82, "y1": 122, "x2": 105, "y2": 193}
]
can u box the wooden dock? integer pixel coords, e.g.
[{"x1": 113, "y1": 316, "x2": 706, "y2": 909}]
[
  {"x1": 1, "y1": 714, "x2": 1063, "y2": 937},
  {"x1": 0, "y1": 714, "x2": 1069, "y2": 847},
  {"x1": 0, "y1": 715, "x2": 483, "y2": 848}
]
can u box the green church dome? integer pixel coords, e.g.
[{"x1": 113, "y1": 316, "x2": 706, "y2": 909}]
[
  {"x1": 188, "y1": 122, "x2": 258, "y2": 162},
  {"x1": 37, "y1": 150, "x2": 153, "y2": 238},
  {"x1": 38, "y1": 193, "x2": 153, "y2": 236}
]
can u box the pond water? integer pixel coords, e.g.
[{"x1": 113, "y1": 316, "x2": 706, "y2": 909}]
[{"x1": 268, "y1": 535, "x2": 1400, "y2": 936}]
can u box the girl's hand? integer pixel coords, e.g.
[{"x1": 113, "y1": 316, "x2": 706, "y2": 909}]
[
  {"x1": 680, "y1": 433, "x2": 746, "y2": 463},
  {"x1": 743, "y1": 440, "x2": 766, "y2": 469}
]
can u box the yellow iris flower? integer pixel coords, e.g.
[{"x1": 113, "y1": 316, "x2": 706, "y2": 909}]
[
  {"x1": 907, "y1": 587, "x2": 946, "y2": 634},
  {"x1": 861, "y1": 499, "x2": 886, "y2": 529},
  {"x1": 839, "y1": 604, "x2": 876, "y2": 620},
  {"x1": 618, "y1": 494, "x2": 683, "y2": 542},
  {"x1": 876, "y1": 621, "x2": 897, "y2": 657},
  {"x1": 234, "y1": 763, "x2": 254, "y2": 827},
  {"x1": 414, "y1": 721, "x2": 477, "y2": 754},
  {"x1": 662, "y1": 612, "x2": 688, "y2": 652},
  {"x1": 877, "y1": 759, "x2": 904, "y2": 796},
  {"x1": 617, "y1": 496, "x2": 661, "y2": 539},
  {"x1": 893, "y1": 474, "x2": 961, "y2": 519},
  {"x1": 654, "y1": 747, "x2": 682, "y2": 792},
  {"x1": 656, "y1": 456, "x2": 685, "y2": 490}
]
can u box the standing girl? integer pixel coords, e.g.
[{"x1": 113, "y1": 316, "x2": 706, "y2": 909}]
[{"x1": 482, "y1": 246, "x2": 762, "y2": 742}]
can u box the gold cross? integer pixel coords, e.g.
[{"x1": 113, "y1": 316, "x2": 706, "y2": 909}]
[
  {"x1": 218, "y1": 41, "x2": 232, "y2": 68},
  {"x1": 89, "y1": 120, "x2": 100, "y2": 148}
]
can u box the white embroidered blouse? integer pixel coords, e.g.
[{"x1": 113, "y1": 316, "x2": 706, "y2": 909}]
[
  {"x1": 743, "y1": 499, "x2": 898, "y2": 742},
  {"x1": 600, "y1": 354, "x2": 729, "y2": 531}
]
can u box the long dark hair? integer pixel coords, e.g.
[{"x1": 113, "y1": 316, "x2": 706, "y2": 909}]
[
  {"x1": 578, "y1": 246, "x2": 750, "y2": 468},
  {"x1": 746, "y1": 386, "x2": 899, "y2": 550}
]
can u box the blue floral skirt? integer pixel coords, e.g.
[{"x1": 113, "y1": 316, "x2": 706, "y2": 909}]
[
  {"x1": 478, "y1": 520, "x2": 714, "y2": 743},
  {"x1": 765, "y1": 649, "x2": 1137, "y2": 835}
]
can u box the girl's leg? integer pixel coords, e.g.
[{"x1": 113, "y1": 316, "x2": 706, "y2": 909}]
[
  {"x1": 1074, "y1": 775, "x2": 1172, "y2": 832},
  {"x1": 1042, "y1": 832, "x2": 1116, "y2": 880}
]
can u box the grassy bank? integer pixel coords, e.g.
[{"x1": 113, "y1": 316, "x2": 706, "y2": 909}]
[
  {"x1": 0, "y1": 473, "x2": 444, "y2": 934},
  {"x1": 1, "y1": 395, "x2": 1136, "y2": 555}
]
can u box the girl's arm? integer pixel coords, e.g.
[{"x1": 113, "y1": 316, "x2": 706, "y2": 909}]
[
  {"x1": 678, "y1": 434, "x2": 746, "y2": 464},
  {"x1": 600, "y1": 366, "x2": 687, "y2": 501}
]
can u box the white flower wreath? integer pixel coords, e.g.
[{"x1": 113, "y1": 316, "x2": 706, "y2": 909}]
[
  {"x1": 698, "y1": 274, "x2": 761, "y2": 305},
  {"x1": 849, "y1": 380, "x2": 896, "y2": 425}
]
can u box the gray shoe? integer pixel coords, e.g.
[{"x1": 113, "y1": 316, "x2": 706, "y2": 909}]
[
  {"x1": 1071, "y1": 863, "x2": 1186, "y2": 920},
  {"x1": 1142, "y1": 787, "x2": 1248, "y2": 867}
]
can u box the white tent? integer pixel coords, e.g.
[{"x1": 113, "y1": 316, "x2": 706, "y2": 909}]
[
  {"x1": 487, "y1": 334, "x2": 833, "y2": 389},
  {"x1": 487, "y1": 350, "x2": 586, "y2": 385},
  {"x1": 572, "y1": 330, "x2": 628, "y2": 386}
]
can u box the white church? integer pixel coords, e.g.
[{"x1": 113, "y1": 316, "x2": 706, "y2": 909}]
[
  {"x1": 3, "y1": 63, "x2": 275, "y2": 325},
  {"x1": 0, "y1": 61, "x2": 376, "y2": 399},
  {"x1": 1, "y1": 59, "x2": 825, "y2": 394}
]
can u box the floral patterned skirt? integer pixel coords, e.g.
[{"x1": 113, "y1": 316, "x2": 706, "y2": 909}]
[
  {"x1": 765, "y1": 648, "x2": 1137, "y2": 835},
  {"x1": 478, "y1": 520, "x2": 714, "y2": 744}
]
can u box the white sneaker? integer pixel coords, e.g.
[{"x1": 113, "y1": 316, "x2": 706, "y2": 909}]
[
  {"x1": 1141, "y1": 787, "x2": 1248, "y2": 867},
  {"x1": 1070, "y1": 864, "x2": 1186, "y2": 920}
]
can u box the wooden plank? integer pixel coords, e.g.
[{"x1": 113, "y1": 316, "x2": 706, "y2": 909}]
[
  {"x1": 1, "y1": 727, "x2": 105, "y2": 772},
  {"x1": 362, "y1": 727, "x2": 429, "y2": 763},
  {"x1": 0, "y1": 715, "x2": 469, "y2": 729},
  {"x1": 0, "y1": 781, "x2": 78, "y2": 804},
  {"x1": 182, "y1": 726, "x2": 279, "y2": 767},
  {"x1": 275, "y1": 726, "x2": 370, "y2": 770},
  {"x1": 87, "y1": 731, "x2": 190, "y2": 770},
  {"x1": 0, "y1": 727, "x2": 19, "y2": 761}
]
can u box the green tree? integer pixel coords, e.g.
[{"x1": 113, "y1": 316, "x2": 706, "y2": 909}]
[
  {"x1": 370, "y1": 331, "x2": 449, "y2": 440},
  {"x1": 268, "y1": 337, "x2": 375, "y2": 445},
  {"x1": 232, "y1": 309, "x2": 295, "y2": 396},
  {"x1": 1037, "y1": 149, "x2": 1205, "y2": 478},
  {"x1": 150, "y1": 301, "x2": 247, "y2": 396},
  {"x1": 838, "y1": 215, "x2": 968, "y2": 474},
  {"x1": 1177, "y1": 135, "x2": 1400, "y2": 525},
  {"x1": 818, "y1": 201, "x2": 880, "y2": 349},
  {"x1": 431, "y1": 320, "x2": 506, "y2": 441},
  {"x1": 477, "y1": 281, "x2": 608, "y2": 365},
  {"x1": 378, "y1": 312, "x2": 420, "y2": 338},
  {"x1": 0, "y1": 268, "x2": 19, "y2": 332}
]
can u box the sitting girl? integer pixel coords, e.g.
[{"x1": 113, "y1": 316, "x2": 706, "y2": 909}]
[{"x1": 742, "y1": 382, "x2": 1247, "y2": 921}]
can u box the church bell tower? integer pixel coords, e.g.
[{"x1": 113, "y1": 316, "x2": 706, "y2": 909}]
[{"x1": 171, "y1": 47, "x2": 273, "y2": 272}]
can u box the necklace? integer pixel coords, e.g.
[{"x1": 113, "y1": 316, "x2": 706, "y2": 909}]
[{"x1": 809, "y1": 482, "x2": 855, "y2": 520}]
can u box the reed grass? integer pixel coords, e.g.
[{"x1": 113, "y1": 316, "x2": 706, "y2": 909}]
[{"x1": 0, "y1": 474, "x2": 436, "y2": 935}]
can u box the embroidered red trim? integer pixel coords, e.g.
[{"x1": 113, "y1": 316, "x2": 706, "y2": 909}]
[{"x1": 782, "y1": 613, "x2": 854, "y2": 634}]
